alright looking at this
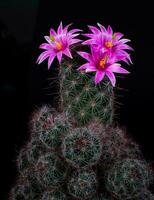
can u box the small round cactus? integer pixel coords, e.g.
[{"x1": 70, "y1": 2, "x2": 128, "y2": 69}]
[
  {"x1": 17, "y1": 142, "x2": 46, "y2": 172},
  {"x1": 62, "y1": 128, "x2": 102, "y2": 168},
  {"x1": 10, "y1": 178, "x2": 42, "y2": 200},
  {"x1": 35, "y1": 152, "x2": 67, "y2": 188},
  {"x1": 68, "y1": 169, "x2": 97, "y2": 199},
  {"x1": 41, "y1": 190, "x2": 68, "y2": 200},
  {"x1": 100, "y1": 127, "x2": 142, "y2": 169},
  {"x1": 30, "y1": 105, "x2": 56, "y2": 134},
  {"x1": 105, "y1": 159, "x2": 151, "y2": 199},
  {"x1": 39, "y1": 112, "x2": 70, "y2": 149}
]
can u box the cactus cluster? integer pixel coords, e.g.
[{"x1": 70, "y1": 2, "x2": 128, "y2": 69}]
[{"x1": 9, "y1": 50, "x2": 153, "y2": 199}]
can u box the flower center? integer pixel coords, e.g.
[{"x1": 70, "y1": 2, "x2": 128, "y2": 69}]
[
  {"x1": 105, "y1": 41, "x2": 113, "y2": 48},
  {"x1": 55, "y1": 42, "x2": 63, "y2": 50},
  {"x1": 99, "y1": 56, "x2": 108, "y2": 69},
  {"x1": 50, "y1": 35, "x2": 55, "y2": 42}
]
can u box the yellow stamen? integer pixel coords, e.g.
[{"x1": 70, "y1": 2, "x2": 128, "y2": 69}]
[
  {"x1": 99, "y1": 56, "x2": 108, "y2": 69},
  {"x1": 50, "y1": 35, "x2": 55, "y2": 42},
  {"x1": 55, "y1": 42, "x2": 62, "y2": 50},
  {"x1": 105, "y1": 41, "x2": 113, "y2": 48}
]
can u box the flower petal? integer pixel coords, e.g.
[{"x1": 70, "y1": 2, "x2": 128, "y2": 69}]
[
  {"x1": 85, "y1": 66, "x2": 96, "y2": 72},
  {"x1": 39, "y1": 43, "x2": 51, "y2": 50},
  {"x1": 97, "y1": 23, "x2": 106, "y2": 32},
  {"x1": 68, "y1": 29, "x2": 82, "y2": 35},
  {"x1": 95, "y1": 71, "x2": 105, "y2": 84},
  {"x1": 57, "y1": 21, "x2": 63, "y2": 34},
  {"x1": 106, "y1": 71, "x2": 116, "y2": 87},
  {"x1": 63, "y1": 23, "x2": 72, "y2": 34},
  {"x1": 44, "y1": 36, "x2": 51, "y2": 43},
  {"x1": 37, "y1": 51, "x2": 50, "y2": 64},
  {"x1": 50, "y1": 28, "x2": 56, "y2": 36},
  {"x1": 57, "y1": 52, "x2": 63, "y2": 64},
  {"x1": 108, "y1": 63, "x2": 130, "y2": 74},
  {"x1": 107, "y1": 25, "x2": 113, "y2": 35},
  {"x1": 63, "y1": 48, "x2": 73, "y2": 58},
  {"x1": 77, "y1": 51, "x2": 92, "y2": 61},
  {"x1": 88, "y1": 25, "x2": 100, "y2": 34},
  {"x1": 48, "y1": 54, "x2": 56, "y2": 69},
  {"x1": 70, "y1": 39, "x2": 82, "y2": 45},
  {"x1": 77, "y1": 63, "x2": 90, "y2": 70}
]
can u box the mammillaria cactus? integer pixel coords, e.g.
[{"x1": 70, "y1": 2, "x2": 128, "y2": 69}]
[
  {"x1": 105, "y1": 159, "x2": 151, "y2": 199},
  {"x1": 68, "y1": 169, "x2": 97, "y2": 199},
  {"x1": 62, "y1": 127, "x2": 102, "y2": 168},
  {"x1": 9, "y1": 22, "x2": 154, "y2": 200}
]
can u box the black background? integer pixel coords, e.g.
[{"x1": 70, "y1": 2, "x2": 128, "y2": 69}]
[{"x1": 0, "y1": 0, "x2": 154, "y2": 199}]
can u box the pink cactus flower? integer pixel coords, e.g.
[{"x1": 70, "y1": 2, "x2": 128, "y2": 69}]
[
  {"x1": 77, "y1": 47, "x2": 130, "y2": 86},
  {"x1": 82, "y1": 23, "x2": 133, "y2": 64},
  {"x1": 37, "y1": 22, "x2": 82, "y2": 69}
]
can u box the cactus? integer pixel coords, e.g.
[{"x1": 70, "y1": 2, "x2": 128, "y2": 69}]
[
  {"x1": 35, "y1": 152, "x2": 67, "y2": 188},
  {"x1": 62, "y1": 127, "x2": 102, "y2": 168},
  {"x1": 133, "y1": 190, "x2": 154, "y2": 200},
  {"x1": 39, "y1": 112, "x2": 70, "y2": 149},
  {"x1": 9, "y1": 23, "x2": 154, "y2": 200},
  {"x1": 60, "y1": 57, "x2": 114, "y2": 126},
  {"x1": 9, "y1": 177, "x2": 42, "y2": 200},
  {"x1": 41, "y1": 190, "x2": 68, "y2": 200},
  {"x1": 68, "y1": 169, "x2": 97, "y2": 199},
  {"x1": 90, "y1": 193, "x2": 114, "y2": 200},
  {"x1": 105, "y1": 159, "x2": 151, "y2": 199}
]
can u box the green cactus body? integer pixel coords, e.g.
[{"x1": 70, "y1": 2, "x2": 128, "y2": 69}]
[
  {"x1": 105, "y1": 159, "x2": 151, "y2": 199},
  {"x1": 30, "y1": 105, "x2": 56, "y2": 134},
  {"x1": 10, "y1": 178, "x2": 42, "y2": 200},
  {"x1": 62, "y1": 127, "x2": 102, "y2": 168},
  {"x1": 39, "y1": 112, "x2": 70, "y2": 149},
  {"x1": 60, "y1": 57, "x2": 114, "y2": 126},
  {"x1": 41, "y1": 190, "x2": 68, "y2": 200},
  {"x1": 99, "y1": 127, "x2": 142, "y2": 169},
  {"x1": 35, "y1": 152, "x2": 67, "y2": 188},
  {"x1": 68, "y1": 169, "x2": 97, "y2": 199}
]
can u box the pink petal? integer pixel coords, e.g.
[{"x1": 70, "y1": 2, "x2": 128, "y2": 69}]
[
  {"x1": 70, "y1": 39, "x2": 82, "y2": 45},
  {"x1": 119, "y1": 38, "x2": 131, "y2": 44},
  {"x1": 114, "y1": 32, "x2": 124, "y2": 40},
  {"x1": 108, "y1": 63, "x2": 130, "y2": 74},
  {"x1": 68, "y1": 29, "x2": 82, "y2": 35},
  {"x1": 48, "y1": 54, "x2": 56, "y2": 69},
  {"x1": 88, "y1": 25, "x2": 100, "y2": 34},
  {"x1": 77, "y1": 63, "x2": 90, "y2": 70},
  {"x1": 39, "y1": 43, "x2": 51, "y2": 50},
  {"x1": 63, "y1": 23, "x2": 72, "y2": 34},
  {"x1": 77, "y1": 51, "x2": 91, "y2": 61},
  {"x1": 83, "y1": 33, "x2": 94, "y2": 38},
  {"x1": 50, "y1": 28, "x2": 56, "y2": 36},
  {"x1": 107, "y1": 25, "x2": 113, "y2": 35},
  {"x1": 57, "y1": 52, "x2": 63, "y2": 64},
  {"x1": 106, "y1": 71, "x2": 116, "y2": 87},
  {"x1": 37, "y1": 51, "x2": 50, "y2": 64},
  {"x1": 82, "y1": 39, "x2": 95, "y2": 45},
  {"x1": 97, "y1": 23, "x2": 106, "y2": 32},
  {"x1": 95, "y1": 71, "x2": 105, "y2": 84},
  {"x1": 57, "y1": 21, "x2": 63, "y2": 34},
  {"x1": 44, "y1": 36, "x2": 51, "y2": 43},
  {"x1": 85, "y1": 66, "x2": 96, "y2": 72},
  {"x1": 63, "y1": 48, "x2": 73, "y2": 58}
]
